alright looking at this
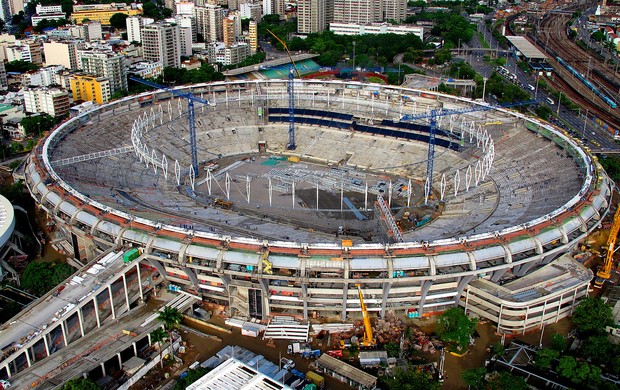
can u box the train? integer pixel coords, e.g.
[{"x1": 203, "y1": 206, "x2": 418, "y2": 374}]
[{"x1": 555, "y1": 56, "x2": 618, "y2": 109}]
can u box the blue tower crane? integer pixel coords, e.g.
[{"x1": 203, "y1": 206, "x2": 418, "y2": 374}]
[
  {"x1": 267, "y1": 29, "x2": 301, "y2": 150},
  {"x1": 129, "y1": 76, "x2": 214, "y2": 174},
  {"x1": 401, "y1": 99, "x2": 537, "y2": 200}
]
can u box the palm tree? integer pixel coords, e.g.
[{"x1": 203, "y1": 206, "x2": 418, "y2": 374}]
[
  {"x1": 150, "y1": 327, "x2": 167, "y2": 369},
  {"x1": 157, "y1": 306, "x2": 184, "y2": 356}
]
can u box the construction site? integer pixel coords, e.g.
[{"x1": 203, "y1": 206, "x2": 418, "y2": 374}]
[{"x1": 0, "y1": 72, "x2": 612, "y2": 387}]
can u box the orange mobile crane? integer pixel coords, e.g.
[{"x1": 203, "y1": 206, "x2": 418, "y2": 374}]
[
  {"x1": 356, "y1": 284, "x2": 376, "y2": 348},
  {"x1": 594, "y1": 206, "x2": 620, "y2": 288}
]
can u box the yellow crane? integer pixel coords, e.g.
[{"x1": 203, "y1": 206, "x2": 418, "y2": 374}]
[
  {"x1": 266, "y1": 29, "x2": 302, "y2": 79},
  {"x1": 356, "y1": 284, "x2": 376, "y2": 348},
  {"x1": 594, "y1": 206, "x2": 620, "y2": 288}
]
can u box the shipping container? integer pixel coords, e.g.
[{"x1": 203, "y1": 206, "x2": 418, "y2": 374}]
[{"x1": 123, "y1": 248, "x2": 140, "y2": 263}]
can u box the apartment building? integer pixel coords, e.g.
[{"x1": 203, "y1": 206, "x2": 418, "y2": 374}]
[
  {"x1": 6, "y1": 41, "x2": 43, "y2": 65},
  {"x1": 194, "y1": 4, "x2": 224, "y2": 43},
  {"x1": 333, "y1": 0, "x2": 382, "y2": 24},
  {"x1": 70, "y1": 74, "x2": 111, "y2": 104},
  {"x1": 298, "y1": 0, "x2": 327, "y2": 34},
  {"x1": 142, "y1": 22, "x2": 181, "y2": 68},
  {"x1": 329, "y1": 22, "x2": 424, "y2": 40},
  {"x1": 77, "y1": 49, "x2": 127, "y2": 93},
  {"x1": 23, "y1": 87, "x2": 70, "y2": 117},
  {"x1": 223, "y1": 15, "x2": 241, "y2": 47},
  {"x1": 126, "y1": 16, "x2": 154, "y2": 43},
  {"x1": 44, "y1": 41, "x2": 79, "y2": 70}
]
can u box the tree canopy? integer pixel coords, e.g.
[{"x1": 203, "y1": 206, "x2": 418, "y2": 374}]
[
  {"x1": 381, "y1": 366, "x2": 440, "y2": 390},
  {"x1": 436, "y1": 307, "x2": 477, "y2": 351},
  {"x1": 160, "y1": 63, "x2": 224, "y2": 85},
  {"x1": 461, "y1": 367, "x2": 487, "y2": 389},
  {"x1": 21, "y1": 114, "x2": 57, "y2": 135},
  {"x1": 61, "y1": 378, "x2": 100, "y2": 390},
  {"x1": 571, "y1": 297, "x2": 613, "y2": 336},
  {"x1": 5, "y1": 60, "x2": 38, "y2": 73},
  {"x1": 486, "y1": 371, "x2": 528, "y2": 390},
  {"x1": 34, "y1": 18, "x2": 68, "y2": 33},
  {"x1": 21, "y1": 261, "x2": 75, "y2": 296},
  {"x1": 533, "y1": 348, "x2": 559, "y2": 369},
  {"x1": 109, "y1": 13, "x2": 129, "y2": 30},
  {"x1": 173, "y1": 367, "x2": 212, "y2": 390}
]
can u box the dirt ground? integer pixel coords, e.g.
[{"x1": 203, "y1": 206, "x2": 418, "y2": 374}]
[{"x1": 129, "y1": 310, "x2": 576, "y2": 390}]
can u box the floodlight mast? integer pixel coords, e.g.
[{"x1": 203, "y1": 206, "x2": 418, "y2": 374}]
[
  {"x1": 129, "y1": 76, "x2": 214, "y2": 174},
  {"x1": 400, "y1": 99, "x2": 537, "y2": 203}
]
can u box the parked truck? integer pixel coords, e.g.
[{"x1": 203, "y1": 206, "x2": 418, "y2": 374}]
[
  {"x1": 287, "y1": 342, "x2": 311, "y2": 355},
  {"x1": 305, "y1": 371, "x2": 325, "y2": 389}
]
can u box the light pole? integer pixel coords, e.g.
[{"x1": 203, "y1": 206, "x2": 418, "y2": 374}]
[
  {"x1": 582, "y1": 108, "x2": 589, "y2": 139},
  {"x1": 557, "y1": 91, "x2": 562, "y2": 116},
  {"x1": 482, "y1": 77, "x2": 488, "y2": 101},
  {"x1": 535, "y1": 74, "x2": 540, "y2": 99},
  {"x1": 352, "y1": 41, "x2": 356, "y2": 75}
]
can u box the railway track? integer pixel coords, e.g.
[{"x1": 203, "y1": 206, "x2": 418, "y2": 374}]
[{"x1": 533, "y1": 14, "x2": 620, "y2": 131}]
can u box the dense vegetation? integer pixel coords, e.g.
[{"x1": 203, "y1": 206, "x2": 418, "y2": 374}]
[
  {"x1": 61, "y1": 378, "x2": 101, "y2": 390},
  {"x1": 436, "y1": 307, "x2": 477, "y2": 351},
  {"x1": 5, "y1": 60, "x2": 39, "y2": 73},
  {"x1": 21, "y1": 261, "x2": 75, "y2": 296}
]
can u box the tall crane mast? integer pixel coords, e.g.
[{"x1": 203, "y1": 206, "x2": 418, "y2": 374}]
[
  {"x1": 267, "y1": 29, "x2": 301, "y2": 150},
  {"x1": 129, "y1": 76, "x2": 214, "y2": 174},
  {"x1": 400, "y1": 99, "x2": 537, "y2": 203},
  {"x1": 355, "y1": 284, "x2": 376, "y2": 347},
  {"x1": 594, "y1": 205, "x2": 620, "y2": 288}
]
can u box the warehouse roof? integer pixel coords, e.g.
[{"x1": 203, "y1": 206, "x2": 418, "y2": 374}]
[
  {"x1": 316, "y1": 354, "x2": 377, "y2": 388},
  {"x1": 505, "y1": 35, "x2": 547, "y2": 60}
]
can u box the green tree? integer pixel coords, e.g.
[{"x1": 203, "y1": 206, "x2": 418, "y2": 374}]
[
  {"x1": 436, "y1": 307, "x2": 477, "y2": 351},
  {"x1": 557, "y1": 356, "x2": 577, "y2": 380},
  {"x1": 462, "y1": 367, "x2": 487, "y2": 389},
  {"x1": 20, "y1": 114, "x2": 57, "y2": 135},
  {"x1": 382, "y1": 366, "x2": 440, "y2": 390},
  {"x1": 534, "y1": 348, "x2": 559, "y2": 369},
  {"x1": 384, "y1": 342, "x2": 400, "y2": 358},
  {"x1": 535, "y1": 105, "x2": 552, "y2": 120},
  {"x1": 61, "y1": 378, "x2": 100, "y2": 390},
  {"x1": 5, "y1": 60, "x2": 38, "y2": 73},
  {"x1": 158, "y1": 306, "x2": 183, "y2": 355},
  {"x1": 172, "y1": 367, "x2": 211, "y2": 390},
  {"x1": 150, "y1": 327, "x2": 167, "y2": 369},
  {"x1": 109, "y1": 13, "x2": 129, "y2": 30},
  {"x1": 572, "y1": 297, "x2": 613, "y2": 336},
  {"x1": 550, "y1": 333, "x2": 567, "y2": 352},
  {"x1": 581, "y1": 334, "x2": 612, "y2": 365},
  {"x1": 21, "y1": 261, "x2": 75, "y2": 296}
]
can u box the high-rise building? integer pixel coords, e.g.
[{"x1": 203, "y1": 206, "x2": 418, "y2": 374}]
[
  {"x1": 333, "y1": 0, "x2": 382, "y2": 24},
  {"x1": 0, "y1": 0, "x2": 10, "y2": 23},
  {"x1": 84, "y1": 21, "x2": 103, "y2": 41},
  {"x1": 126, "y1": 16, "x2": 155, "y2": 43},
  {"x1": 6, "y1": 41, "x2": 43, "y2": 65},
  {"x1": 177, "y1": 17, "x2": 194, "y2": 56},
  {"x1": 194, "y1": 4, "x2": 223, "y2": 43},
  {"x1": 77, "y1": 50, "x2": 128, "y2": 93},
  {"x1": 0, "y1": 61, "x2": 7, "y2": 89},
  {"x1": 142, "y1": 22, "x2": 181, "y2": 68},
  {"x1": 248, "y1": 20, "x2": 257, "y2": 54},
  {"x1": 70, "y1": 3, "x2": 141, "y2": 26},
  {"x1": 44, "y1": 41, "x2": 79, "y2": 70},
  {"x1": 223, "y1": 15, "x2": 241, "y2": 47},
  {"x1": 70, "y1": 74, "x2": 111, "y2": 104},
  {"x1": 240, "y1": 3, "x2": 262, "y2": 23},
  {"x1": 383, "y1": 0, "x2": 406, "y2": 22},
  {"x1": 23, "y1": 87, "x2": 70, "y2": 117},
  {"x1": 298, "y1": 0, "x2": 326, "y2": 34}
]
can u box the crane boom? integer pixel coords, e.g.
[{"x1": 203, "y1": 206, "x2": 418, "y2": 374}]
[
  {"x1": 400, "y1": 99, "x2": 537, "y2": 204},
  {"x1": 595, "y1": 206, "x2": 620, "y2": 287},
  {"x1": 355, "y1": 284, "x2": 376, "y2": 347}
]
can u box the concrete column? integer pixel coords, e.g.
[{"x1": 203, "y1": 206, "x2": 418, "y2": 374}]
[
  {"x1": 380, "y1": 282, "x2": 391, "y2": 318},
  {"x1": 43, "y1": 333, "x2": 51, "y2": 357},
  {"x1": 133, "y1": 342, "x2": 138, "y2": 356},
  {"x1": 136, "y1": 263, "x2": 143, "y2": 300},
  {"x1": 490, "y1": 268, "x2": 509, "y2": 283},
  {"x1": 25, "y1": 348, "x2": 32, "y2": 367},
  {"x1": 77, "y1": 308, "x2": 85, "y2": 337},
  {"x1": 60, "y1": 321, "x2": 69, "y2": 347},
  {"x1": 122, "y1": 274, "x2": 130, "y2": 312},
  {"x1": 100, "y1": 362, "x2": 106, "y2": 377},
  {"x1": 301, "y1": 284, "x2": 308, "y2": 320},
  {"x1": 117, "y1": 352, "x2": 122, "y2": 368},
  {"x1": 109, "y1": 285, "x2": 116, "y2": 320},
  {"x1": 93, "y1": 296, "x2": 101, "y2": 328},
  {"x1": 497, "y1": 304, "x2": 504, "y2": 333},
  {"x1": 417, "y1": 280, "x2": 433, "y2": 316},
  {"x1": 3, "y1": 363, "x2": 10, "y2": 377},
  {"x1": 454, "y1": 275, "x2": 474, "y2": 305},
  {"x1": 341, "y1": 282, "x2": 349, "y2": 322}
]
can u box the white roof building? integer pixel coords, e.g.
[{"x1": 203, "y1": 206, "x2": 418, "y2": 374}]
[
  {"x1": 329, "y1": 22, "x2": 424, "y2": 40},
  {"x1": 187, "y1": 358, "x2": 291, "y2": 390}
]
